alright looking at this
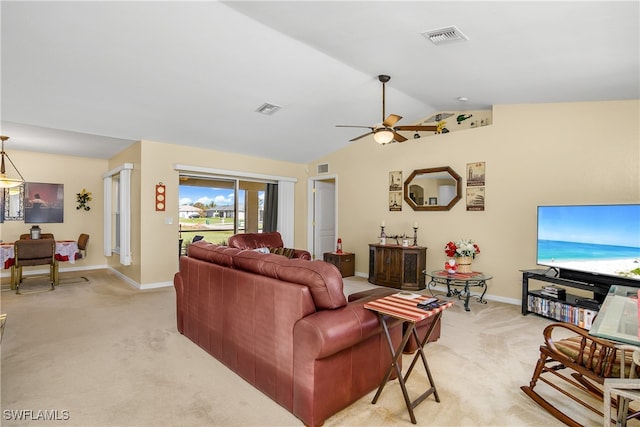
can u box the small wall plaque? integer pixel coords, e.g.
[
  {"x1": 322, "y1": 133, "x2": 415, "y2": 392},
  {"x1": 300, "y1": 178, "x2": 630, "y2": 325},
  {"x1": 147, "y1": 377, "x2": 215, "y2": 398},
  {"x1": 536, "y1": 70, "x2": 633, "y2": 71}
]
[{"x1": 155, "y1": 184, "x2": 166, "y2": 211}]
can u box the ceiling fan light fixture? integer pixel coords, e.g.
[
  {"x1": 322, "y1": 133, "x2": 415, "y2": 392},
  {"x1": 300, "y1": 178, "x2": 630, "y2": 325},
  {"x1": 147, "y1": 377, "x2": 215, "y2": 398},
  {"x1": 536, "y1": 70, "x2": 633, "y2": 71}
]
[{"x1": 373, "y1": 129, "x2": 394, "y2": 145}]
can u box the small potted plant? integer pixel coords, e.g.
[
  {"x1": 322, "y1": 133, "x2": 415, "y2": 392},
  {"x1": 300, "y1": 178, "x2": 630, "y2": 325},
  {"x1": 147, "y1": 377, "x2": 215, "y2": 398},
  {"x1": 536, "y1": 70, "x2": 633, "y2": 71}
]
[{"x1": 76, "y1": 189, "x2": 92, "y2": 211}]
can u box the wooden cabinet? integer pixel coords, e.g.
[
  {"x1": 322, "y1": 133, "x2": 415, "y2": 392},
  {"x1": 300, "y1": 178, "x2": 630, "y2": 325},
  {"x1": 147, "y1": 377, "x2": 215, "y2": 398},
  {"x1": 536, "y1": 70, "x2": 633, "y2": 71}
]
[
  {"x1": 323, "y1": 252, "x2": 355, "y2": 277},
  {"x1": 368, "y1": 244, "x2": 427, "y2": 291}
]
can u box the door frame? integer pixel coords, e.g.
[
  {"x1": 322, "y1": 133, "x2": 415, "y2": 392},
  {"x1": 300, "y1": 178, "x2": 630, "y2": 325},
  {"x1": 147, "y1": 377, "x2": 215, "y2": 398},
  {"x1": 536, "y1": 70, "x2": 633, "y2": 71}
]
[{"x1": 307, "y1": 174, "x2": 338, "y2": 260}]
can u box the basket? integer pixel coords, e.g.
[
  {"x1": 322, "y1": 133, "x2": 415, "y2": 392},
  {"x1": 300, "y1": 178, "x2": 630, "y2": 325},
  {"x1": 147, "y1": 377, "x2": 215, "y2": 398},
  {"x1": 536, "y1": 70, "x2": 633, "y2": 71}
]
[{"x1": 456, "y1": 256, "x2": 473, "y2": 273}]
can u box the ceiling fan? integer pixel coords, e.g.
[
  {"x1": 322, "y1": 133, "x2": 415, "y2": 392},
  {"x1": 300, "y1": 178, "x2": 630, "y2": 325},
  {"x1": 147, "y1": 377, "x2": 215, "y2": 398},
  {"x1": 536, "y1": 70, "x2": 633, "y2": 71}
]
[{"x1": 336, "y1": 75, "x2": 437, "y2": 144}]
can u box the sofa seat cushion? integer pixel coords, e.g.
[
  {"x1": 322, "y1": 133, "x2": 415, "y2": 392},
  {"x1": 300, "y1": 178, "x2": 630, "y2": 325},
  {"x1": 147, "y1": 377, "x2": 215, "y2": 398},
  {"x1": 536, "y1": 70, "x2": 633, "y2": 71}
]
[{"x1": 232, "y1": 250, "x2": 347, "y2": 310}]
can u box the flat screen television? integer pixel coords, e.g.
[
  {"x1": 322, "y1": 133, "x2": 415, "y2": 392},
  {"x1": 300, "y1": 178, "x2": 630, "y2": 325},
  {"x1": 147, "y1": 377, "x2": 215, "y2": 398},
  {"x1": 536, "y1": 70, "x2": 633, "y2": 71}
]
[{"x1": 537, "y1": 204, "x2": 640, "y2": 286}]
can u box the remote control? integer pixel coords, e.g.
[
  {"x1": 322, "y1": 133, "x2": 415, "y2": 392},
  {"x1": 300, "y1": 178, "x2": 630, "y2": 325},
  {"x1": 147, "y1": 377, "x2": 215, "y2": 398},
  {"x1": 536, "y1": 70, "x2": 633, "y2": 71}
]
[{"x1": 418, "y1": 302, "x2": 440, "y2": 311}]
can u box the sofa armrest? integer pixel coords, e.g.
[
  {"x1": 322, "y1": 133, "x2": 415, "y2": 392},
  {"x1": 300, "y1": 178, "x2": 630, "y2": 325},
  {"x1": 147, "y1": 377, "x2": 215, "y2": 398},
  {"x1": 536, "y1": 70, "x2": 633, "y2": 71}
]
[
  {"x1": 292, "y1": 249, "x2": 312, "y2": 260},
  {"x1": 294, "y1": 299, "x2": 402, "y2": 359}
]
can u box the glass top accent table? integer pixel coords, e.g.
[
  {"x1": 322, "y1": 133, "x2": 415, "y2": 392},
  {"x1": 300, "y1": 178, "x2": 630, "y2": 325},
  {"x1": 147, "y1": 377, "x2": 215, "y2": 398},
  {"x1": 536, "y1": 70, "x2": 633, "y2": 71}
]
[
  {"x1": 426, "y1": 270, "x2": 492, "y2": 312},
  {"x1": 589, "y1": 284, "x2": 639, "y2": 346}
]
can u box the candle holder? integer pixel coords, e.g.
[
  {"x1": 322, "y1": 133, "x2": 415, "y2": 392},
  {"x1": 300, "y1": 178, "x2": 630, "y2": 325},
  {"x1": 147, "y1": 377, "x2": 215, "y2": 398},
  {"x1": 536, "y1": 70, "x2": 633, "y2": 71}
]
[
  {"x1": 379, "y1": 226, "x2": 387, "y2": 245},
  {"x1": 413, "y1": 226, "x2": 418, "y2": 246}
]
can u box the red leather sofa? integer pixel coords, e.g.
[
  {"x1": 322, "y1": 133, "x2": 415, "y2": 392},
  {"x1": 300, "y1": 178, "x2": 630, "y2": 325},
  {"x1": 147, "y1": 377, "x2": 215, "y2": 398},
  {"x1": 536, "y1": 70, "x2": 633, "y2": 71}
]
[
  {"x1": 227, "y1": 231, "x2": 312, "y2": 260},
  {"x1": 173, "y1": 241, "x2": 402, "y2": 427}
]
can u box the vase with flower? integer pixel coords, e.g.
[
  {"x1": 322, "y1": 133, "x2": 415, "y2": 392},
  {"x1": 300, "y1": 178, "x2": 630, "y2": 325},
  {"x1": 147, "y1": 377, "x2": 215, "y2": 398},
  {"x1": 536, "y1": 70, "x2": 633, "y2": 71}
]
[{"x1": 444, "y1": 239, "x2": 480, "y2": 273}]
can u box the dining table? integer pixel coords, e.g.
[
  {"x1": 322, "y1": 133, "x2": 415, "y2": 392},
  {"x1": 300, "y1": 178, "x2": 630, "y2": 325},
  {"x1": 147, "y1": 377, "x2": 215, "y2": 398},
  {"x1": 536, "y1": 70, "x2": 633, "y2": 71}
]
[{"x1": 1, "y1": 240, "x2": 79, "y2": 289}]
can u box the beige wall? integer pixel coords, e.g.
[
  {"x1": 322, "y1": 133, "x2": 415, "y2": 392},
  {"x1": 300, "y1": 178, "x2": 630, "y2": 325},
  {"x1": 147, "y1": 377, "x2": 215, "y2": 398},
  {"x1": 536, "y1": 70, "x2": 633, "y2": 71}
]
[
  {"x1": 129, "y1": 140, "x2": 307, "y2": 286},
  {"x1": 310, "y1": 100, "x2": 640, "y2": 303},
  {"x1": 2, "y1": 100, "x2": 638, "y2": 300},
  {"x1": 0, "y1": 151, "x2": 108, "y2": 277}
]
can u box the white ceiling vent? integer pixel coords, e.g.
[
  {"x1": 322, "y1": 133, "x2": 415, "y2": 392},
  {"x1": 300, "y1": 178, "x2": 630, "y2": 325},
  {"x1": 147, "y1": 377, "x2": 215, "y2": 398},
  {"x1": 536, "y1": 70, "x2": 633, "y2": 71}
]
[
  {"x1": 255, "y1": 103, "x2": 282, "y2": 115},
  {"x1": 317, "y1": 163, "x2": 329, "y2": 174},
  {"x1": 421, "y1": 26, "x2": 469, "y2": 45}
]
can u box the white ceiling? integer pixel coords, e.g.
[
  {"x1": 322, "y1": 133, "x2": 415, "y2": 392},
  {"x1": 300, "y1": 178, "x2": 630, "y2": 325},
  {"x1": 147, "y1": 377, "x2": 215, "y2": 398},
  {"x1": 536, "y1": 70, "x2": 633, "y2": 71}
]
[{"x1": 1, "y1": 1, "x2": 638, "y2": 163}]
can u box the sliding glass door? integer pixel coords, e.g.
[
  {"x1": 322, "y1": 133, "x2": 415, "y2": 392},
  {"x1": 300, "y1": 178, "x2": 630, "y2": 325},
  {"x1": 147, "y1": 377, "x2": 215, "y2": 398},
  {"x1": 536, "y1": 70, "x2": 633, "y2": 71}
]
[{"x1": 178, "y1": 175, "x2": 274, "y2": 252}]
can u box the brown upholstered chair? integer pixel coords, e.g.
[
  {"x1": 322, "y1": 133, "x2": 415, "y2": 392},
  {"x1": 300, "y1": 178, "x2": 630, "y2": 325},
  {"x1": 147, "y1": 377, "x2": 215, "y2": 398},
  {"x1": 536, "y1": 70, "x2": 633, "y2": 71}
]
[
  {"x1": 19, "y1": 233, "x2": 55, "y2": 240},
  {"x1": 521, "y1": 322, "x2": 640, "y2": 426},
  {"x1": 227, "y1": 231, "x2": 311, "y2": 260},
  {"x1": 76, "y1": 233, "x2": 89, "y2": 259},
  {"x1": 12, "y1": 238, "x2": 58, "y2": 293}
]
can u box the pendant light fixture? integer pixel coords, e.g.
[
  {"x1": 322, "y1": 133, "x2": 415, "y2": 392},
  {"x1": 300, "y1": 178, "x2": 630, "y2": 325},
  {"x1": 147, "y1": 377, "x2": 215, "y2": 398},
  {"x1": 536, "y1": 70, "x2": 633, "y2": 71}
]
[{"x1": 0, "y1": 136, "x2": 26, "y2": 188}]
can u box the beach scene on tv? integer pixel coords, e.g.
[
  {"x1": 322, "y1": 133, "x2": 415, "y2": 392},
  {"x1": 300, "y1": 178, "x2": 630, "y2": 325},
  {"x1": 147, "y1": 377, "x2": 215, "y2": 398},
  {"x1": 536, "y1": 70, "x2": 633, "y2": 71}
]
[{"x1": 537, "y1": 205, "x2": 640, "y2": 281}]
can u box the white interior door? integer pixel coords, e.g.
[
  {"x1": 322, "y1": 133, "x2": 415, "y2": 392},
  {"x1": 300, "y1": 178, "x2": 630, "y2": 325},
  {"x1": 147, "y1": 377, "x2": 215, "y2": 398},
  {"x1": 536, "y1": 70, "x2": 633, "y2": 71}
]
[{"x1": 313, "y1": 179, "x2": 336, "y2": 259}]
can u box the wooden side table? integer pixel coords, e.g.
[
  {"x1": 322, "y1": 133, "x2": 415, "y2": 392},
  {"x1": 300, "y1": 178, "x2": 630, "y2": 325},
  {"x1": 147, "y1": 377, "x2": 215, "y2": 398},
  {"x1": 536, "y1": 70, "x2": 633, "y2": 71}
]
[
  {"x1": 365, "y1": 294, "x2": 453, "y2": 424},
  {"x1": 323, "y1": 252, "x2": 355, "y2": 277}
]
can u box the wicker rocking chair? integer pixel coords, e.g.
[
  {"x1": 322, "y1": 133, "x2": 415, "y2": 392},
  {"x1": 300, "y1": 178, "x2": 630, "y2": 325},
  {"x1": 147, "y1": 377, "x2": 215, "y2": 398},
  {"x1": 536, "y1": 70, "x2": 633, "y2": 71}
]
[{"x1": 521, "y1": 322, "x2": 640, "y2": 426}]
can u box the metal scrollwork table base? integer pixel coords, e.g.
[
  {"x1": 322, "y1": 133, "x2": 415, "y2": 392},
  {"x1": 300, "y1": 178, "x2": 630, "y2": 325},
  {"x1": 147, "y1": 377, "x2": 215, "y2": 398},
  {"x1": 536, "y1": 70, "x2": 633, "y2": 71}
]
[{"x1": 426, "y1": 270, "x2": 492, "y2": 311}]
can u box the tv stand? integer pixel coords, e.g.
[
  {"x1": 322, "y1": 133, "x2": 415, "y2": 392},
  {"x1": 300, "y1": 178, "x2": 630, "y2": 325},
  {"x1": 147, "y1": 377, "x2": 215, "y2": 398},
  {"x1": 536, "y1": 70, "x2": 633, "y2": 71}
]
[{"x1": 520, "y1": 269, "x2": 615, "y2": 328}]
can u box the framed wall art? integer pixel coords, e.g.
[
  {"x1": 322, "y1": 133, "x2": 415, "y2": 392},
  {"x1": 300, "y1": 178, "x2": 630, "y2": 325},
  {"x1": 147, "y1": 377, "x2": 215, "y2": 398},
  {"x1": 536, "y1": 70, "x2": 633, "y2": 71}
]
[
  {"x1": 466, "y1": 162, "x2": 486, "y2": 211},
  {"x1": 467, "y1": 162, "x2": 485, "y2": 187},
  {"x1": 389, "y1": 171, "x2": 402, "y2": 211},
  {"x1": 24, "y1": 182, "x2": 64, "y2": 223},
  {"x1": 2, "y1": 185, "x2": 24, "y2": 221}
]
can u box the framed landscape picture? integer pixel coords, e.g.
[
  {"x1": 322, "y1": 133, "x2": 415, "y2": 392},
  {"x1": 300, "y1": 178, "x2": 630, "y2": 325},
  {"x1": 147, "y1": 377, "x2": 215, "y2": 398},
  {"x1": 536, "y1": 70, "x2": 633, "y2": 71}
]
[{"x1": 24, "y1": 182, "x2": 64, "y2": 223}]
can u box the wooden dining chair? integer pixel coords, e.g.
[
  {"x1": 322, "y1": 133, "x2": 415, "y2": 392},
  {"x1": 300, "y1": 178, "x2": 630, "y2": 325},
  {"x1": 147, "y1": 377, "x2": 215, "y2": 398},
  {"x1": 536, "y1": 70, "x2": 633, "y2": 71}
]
[
  {"x1": 76, "y1": 233, "x2": 89, "y2": 259},
  {"x1": 12, "y1": 239, "x2": 58, "y2": 293}
]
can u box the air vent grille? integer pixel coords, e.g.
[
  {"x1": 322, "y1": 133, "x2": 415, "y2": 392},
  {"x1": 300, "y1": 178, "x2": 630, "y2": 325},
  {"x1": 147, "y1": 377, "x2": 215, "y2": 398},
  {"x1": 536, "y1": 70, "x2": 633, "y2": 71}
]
[
  {"x1": 317, "y1": 163, "x2": 329, "y2": 174},
  {"x1": 421, "y1": 26, "x2": 468, "y2": 45},
  {"x1": 255, "y1": 103, "x2": 282, "y2": 115}
]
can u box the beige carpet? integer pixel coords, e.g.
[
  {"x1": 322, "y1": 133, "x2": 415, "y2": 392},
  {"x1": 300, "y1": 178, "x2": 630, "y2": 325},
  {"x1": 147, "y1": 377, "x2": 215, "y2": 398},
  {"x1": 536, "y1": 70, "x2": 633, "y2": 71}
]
[{"x1": 0, "y1": 270, "x2": 632, "y2": 426}]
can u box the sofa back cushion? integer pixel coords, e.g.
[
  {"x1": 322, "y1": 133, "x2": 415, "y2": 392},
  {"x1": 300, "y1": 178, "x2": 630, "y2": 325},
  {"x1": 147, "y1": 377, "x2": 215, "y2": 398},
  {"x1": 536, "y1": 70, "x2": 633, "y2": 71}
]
[
  {"x1": 187, "y1": 241, "x2": 240, "y2": 268},
  {"x1": 232, "y1": 250, "x2": 347, "y2": 310},
  {"x1": 228, "y1": 231, "x2": 284, "y2": 250}
]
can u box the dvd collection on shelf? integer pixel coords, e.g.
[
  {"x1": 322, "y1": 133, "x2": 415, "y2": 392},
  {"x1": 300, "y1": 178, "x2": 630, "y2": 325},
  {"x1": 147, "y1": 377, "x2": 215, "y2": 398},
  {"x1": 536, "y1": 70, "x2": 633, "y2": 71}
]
[
  {"x1": 540, "y1": 285, "x2": 566, "y2": 300},
  {"x1": 527, "y1": 286, "x2": 598, "y2": 330}
]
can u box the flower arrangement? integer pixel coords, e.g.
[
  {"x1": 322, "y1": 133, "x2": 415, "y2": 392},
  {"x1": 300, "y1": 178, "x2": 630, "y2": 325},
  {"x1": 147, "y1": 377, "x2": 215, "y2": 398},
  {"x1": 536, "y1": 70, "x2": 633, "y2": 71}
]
[
  {"x1": 444, "y1": 239, "x2": 481, "y2": 259},
  {"x1": 76, "y1": 188, "x2": 92, "y2": 211}
]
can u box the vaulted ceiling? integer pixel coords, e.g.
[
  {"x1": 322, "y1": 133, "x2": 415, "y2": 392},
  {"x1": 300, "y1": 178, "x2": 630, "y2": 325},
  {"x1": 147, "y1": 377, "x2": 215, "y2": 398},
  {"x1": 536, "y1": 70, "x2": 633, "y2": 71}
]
[{"x1": 1, "y1": 1, "x2": 638, "y2": 163}]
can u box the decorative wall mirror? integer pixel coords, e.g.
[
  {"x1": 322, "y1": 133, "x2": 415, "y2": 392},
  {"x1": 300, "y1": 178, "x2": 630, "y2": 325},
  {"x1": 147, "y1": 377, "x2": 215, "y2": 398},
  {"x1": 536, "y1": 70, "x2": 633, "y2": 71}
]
[
  {"x1": 3, "y1": 184, "x2": 25, "y2": 221},
  {"x1": 403, "y1": 166, "x2": 462, "y2": 211}
]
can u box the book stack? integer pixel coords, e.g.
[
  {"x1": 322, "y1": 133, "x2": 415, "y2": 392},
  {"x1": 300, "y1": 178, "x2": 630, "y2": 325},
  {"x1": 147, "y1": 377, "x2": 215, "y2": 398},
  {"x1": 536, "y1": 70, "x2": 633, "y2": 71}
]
[{"x1": 540, "y1": 285, "x2": 566, "y2": 300}]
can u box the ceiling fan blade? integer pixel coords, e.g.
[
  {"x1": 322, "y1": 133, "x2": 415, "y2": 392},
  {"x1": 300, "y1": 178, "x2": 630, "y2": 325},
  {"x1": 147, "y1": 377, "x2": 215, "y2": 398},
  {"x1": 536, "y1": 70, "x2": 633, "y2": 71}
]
[
  {"x1": 336, "y1": 125, "x2": 374, "y2": 129},
  {"x1": 383, "y1": 114, "x2": 402, "y2": 127},
  {"x1": 394, "y1": 125, "x2": 438, "y2": 132},
  {"x1": 349, "y1": 131, "x2": 374, "y2": 142},
  {"x1": 393, "y1": 132, "x2": 408, "y2": 143}
]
